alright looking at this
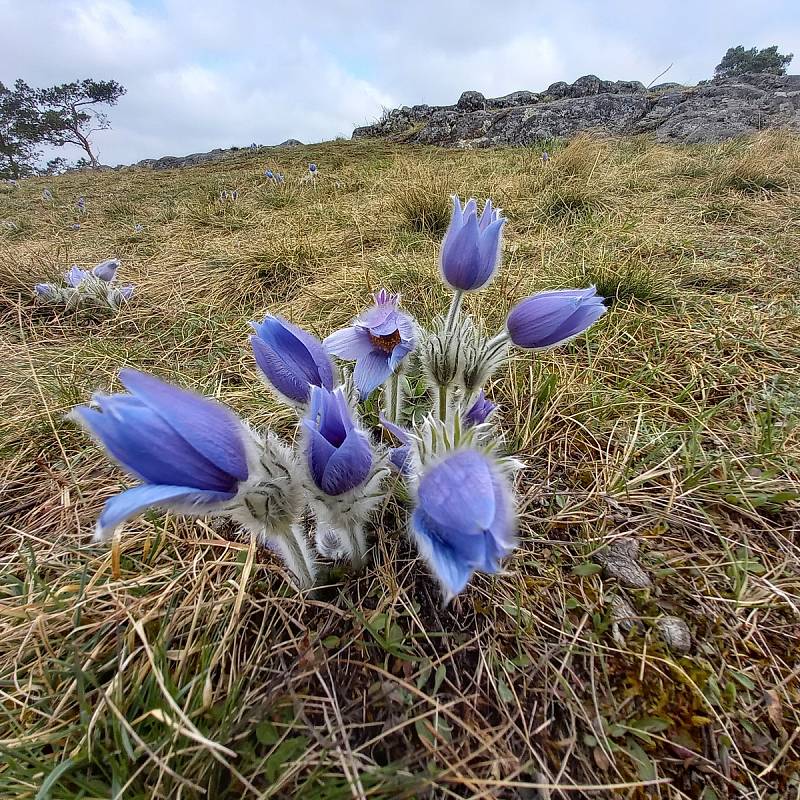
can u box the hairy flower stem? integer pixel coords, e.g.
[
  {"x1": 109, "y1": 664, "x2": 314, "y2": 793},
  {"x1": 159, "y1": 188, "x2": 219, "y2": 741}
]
[
  {"x1": 486, "y1": 330, "x2": 511, "y2": 352},
  {"x1": 342, "y1": 521, "x2": 368, "y2": 570},
  {"x1": 444, "y1": 290, "x2": 464, "y2": 333},
  {"x1": 438, "y1": 383, "x2": 449, "y2": 422},
  {"x1": 385, "y1": 372, "x2": 402, "y2": 424},
  {"x1": 273, "y1": 525, "x2": 317, "y2": 589}
]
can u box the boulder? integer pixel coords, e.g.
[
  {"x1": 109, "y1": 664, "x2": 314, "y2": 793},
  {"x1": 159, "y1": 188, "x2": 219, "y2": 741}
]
[{"x1": 456, "y1": 90, "x2": 486, "y2": 112}]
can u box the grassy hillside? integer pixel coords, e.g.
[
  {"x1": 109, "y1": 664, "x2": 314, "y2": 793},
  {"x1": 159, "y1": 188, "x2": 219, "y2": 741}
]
[{"x1": 1, "y1": 132, "x2": 799, "y2": 798}]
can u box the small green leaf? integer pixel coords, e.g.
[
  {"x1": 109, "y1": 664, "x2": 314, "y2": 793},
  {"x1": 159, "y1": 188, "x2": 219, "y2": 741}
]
[
  {"x1": 256, "y1": 722, "x2": 280, "y2": 745},
  {"x1": 433, "y1": 664, "x2": 446, "y2": 694},
  {"x1": 572, "y1": 563, "x2": 603, "y2": 577},
  {"x1": 497, "y1": 677, "x2": 515, "y2": 704}
]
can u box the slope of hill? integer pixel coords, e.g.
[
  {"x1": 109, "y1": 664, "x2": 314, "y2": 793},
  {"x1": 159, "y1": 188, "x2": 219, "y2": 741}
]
[{"x1": 1, "y1": 133, "x2": 799, "y2": 798}]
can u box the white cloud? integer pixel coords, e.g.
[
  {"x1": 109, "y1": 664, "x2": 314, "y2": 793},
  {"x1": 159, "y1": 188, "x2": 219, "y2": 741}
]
[{"x1": 0, "y1": 0, "x2": 798, "y2": 165}]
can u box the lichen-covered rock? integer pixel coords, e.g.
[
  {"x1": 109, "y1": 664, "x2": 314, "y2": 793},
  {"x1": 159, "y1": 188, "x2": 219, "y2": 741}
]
[
  {"x1": 657, "y1": 616, "x2": 692, "y2": 653},
  {"x1": 596, "y1": 537, "x2": 652, "y2": 589}
]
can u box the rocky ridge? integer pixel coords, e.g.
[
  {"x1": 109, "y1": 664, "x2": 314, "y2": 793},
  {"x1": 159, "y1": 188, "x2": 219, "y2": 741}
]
[{"x1": 352, "y1": 72, "x2": 800, "y2": 147}]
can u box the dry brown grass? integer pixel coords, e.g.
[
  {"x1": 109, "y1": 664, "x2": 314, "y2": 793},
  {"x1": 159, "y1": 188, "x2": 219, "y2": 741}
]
[{"x1": 1, "y1": 132, "x2": 799, "y2": 799}]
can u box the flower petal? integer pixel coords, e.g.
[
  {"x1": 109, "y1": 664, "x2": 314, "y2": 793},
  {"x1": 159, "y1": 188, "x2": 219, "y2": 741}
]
[
  {"x1": 323, "y1": 326, "x2": 374, "y2": 360},
  {"x1": 118, "y1": 369, "x2": 248, "y2": 481},
  {"x1": 251, "y1": 335, "x2": 313, "y2": 403},
  {"x1": 95, "y1": 484, "x2": 234, "y2": 541},
  {"x1": 417, "y1": 450, "x2": 496, "y2": 535},
  {"x1": 411, "y1": 511, "x2": 474, "y2": 601},
  {"x1": 319, "y1": 428, "x2": 372, "y2": 495},
  {"x1": 353, "y1": 351, "x2": 393, "y2": 398}
]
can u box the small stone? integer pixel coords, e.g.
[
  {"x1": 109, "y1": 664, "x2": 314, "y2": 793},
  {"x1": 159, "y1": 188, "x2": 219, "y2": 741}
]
[
  {"x1": 657, "y1": 616, "x2": 692, "y2": 653},
  {"x1": 596, "y1": 537, "x2": 652, "y2": 588},
  {"x1": 610, "y1": 594, "x2": 639, "y2": 634}
]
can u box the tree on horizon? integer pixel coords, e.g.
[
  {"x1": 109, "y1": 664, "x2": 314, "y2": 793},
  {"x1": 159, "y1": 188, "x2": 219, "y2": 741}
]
[{"x1": 715, "y1": 45, "x2": 793, "y2": 78}]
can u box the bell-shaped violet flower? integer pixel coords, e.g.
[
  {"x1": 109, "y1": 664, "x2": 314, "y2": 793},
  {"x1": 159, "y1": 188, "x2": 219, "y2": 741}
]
[
  {"x1": 66, "y1": 265, "x2": 90, "y2": 287},
  {"x1": 464, "y1": 391, "x2": 497, "y2": 427},
  {"x1": 35, "y1": 283, "x2": 58, "y2": 300},
  {"x1": 265, "y1": 169, "x2": 274, "y2": 179},
  {"x1": 118, "y1": 285, "x2": 135, "y2": 300},
  {"x1": 70, "y1": 369, "x2": 250, "y2": 540},
  {"x1": 303, "y1": 386, "x2": 372, "y2": 496},
  {"x1": 379, "y1": 413, "x2": 412, "y2": 473},
  {"x1": 324, "y1": 289, "x2": 415, "y2": 399},
  {"x1": 506, "y1": 286, "x2": 607, "y2": 350},
  {"x1": 93, "y1": 258, "x2": 121, "y2": 282},
  {"x1": 411, "y1": 449, "x2": 516, "y2": 601},
  {"x1": 309, "y1": 163, "x2": 317, "y2": 174},
  {"x1": 250, "y1": 315, "x2": 335, "y2": 404},
  {"x1": 439, "y1": 196, "x2": 506, "y2": 291}
]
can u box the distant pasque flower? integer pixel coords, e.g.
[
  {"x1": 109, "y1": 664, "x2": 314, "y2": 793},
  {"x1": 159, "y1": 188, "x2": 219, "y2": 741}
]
[
  {"x1": 440, "y1": 196, "x2": 506, "y2": 291},
  {"x1": 309, "y1": 163, "x2": 317, "y2": 174},
  {"x1": 76, "y1": 196, "x2": 85, "y2": 212},
  {"x1": 250, "y1": 315, "x2": 335, "y2": 404},
  {"x1": 70, "y1": 369, "x2": 250, "y2": 540},
  {"x1": 411, "y1": 449, "x2": 516, "y2": 601},
  {"x1": 303, "y1": 386, "x2": 372, "y2": 496},
  {"x1": 324, "y1": 289, "x2": 416, "y2": 398},
  {"x1": 134, "y1": 223, "x2": 144, "y2": 233},
  {"x1": 35, "y1": 283, "x2": 58, "y2": 300},
  {"x1": 464, "y1": 390, "x2": 496, "y2": 427},
  {"x1": 265, "y1": 169, "x2": 274, "y2": 179},
  {"x1": 506, "y1": 286, "x2": 606, "y2": 350},
  {"x1": 42, "y1": 189, "x2": 53, "y2": 201}
]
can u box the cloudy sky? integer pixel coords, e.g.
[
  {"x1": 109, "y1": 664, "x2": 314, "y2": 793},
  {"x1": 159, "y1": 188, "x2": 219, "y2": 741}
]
[{"x1": 2, "y1": 0, "x2": 799, "y2": 165}]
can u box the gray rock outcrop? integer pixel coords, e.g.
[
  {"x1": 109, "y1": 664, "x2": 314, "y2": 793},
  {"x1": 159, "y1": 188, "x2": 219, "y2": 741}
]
[{"x1": 352, "y1": 72, "x2": 800, "y2": 147}]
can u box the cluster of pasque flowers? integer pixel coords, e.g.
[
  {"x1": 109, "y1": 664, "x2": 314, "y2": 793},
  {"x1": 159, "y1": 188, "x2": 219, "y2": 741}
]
[
  {"x1": 71, "y1": 196, "x2": 606, "y2": 602},
  {"x1": 35, "y1": 258, "x2": 134, "y2": 311}
]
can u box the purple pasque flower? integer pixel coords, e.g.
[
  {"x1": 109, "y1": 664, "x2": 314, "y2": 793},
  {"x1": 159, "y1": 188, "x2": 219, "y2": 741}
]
[
  {"x1": 506, "y1": 286, "x2": 606, "y2": 350},
  {"x1": 309, "y1": 163, "x2": 317, "y2": 174},
  {"x1": 70, "y1": 369, "x2": 250, "y2": 540},
  {"x1": 379, "y1": 413, "x2": 412, "y2": 473},
  {"x1": 35, "y1": 283, "x2": 57, "y2": 299},
  {"x1": 440, "y1": 196, "x2": 506, "y2": 291},
  {"x1": 265, "y1": 169, "x2": 274, "y2": 179},
  {"x1": 66, "y1": 265, "x2": 90, "y2": 287},
  {"x1": 76, "y1": 196, "x2": 85, "y2": 211},
  {"x1": 250, "y1": 315, "x2": 335, "y2": 404},
  {"x1": 303, "y1": 386, "x2": 372, "y2": 496},
  {"x1": 118, "y1": 285, "x2": 135, "y2": 300},
  {"x1": 324, "y1": 289, "x2": 415, "y2": 399},
  {"x1": 464, "y1": 390, "x2": 497, "y2": 427},
  {"x1": 93, "y1": 258, "x2": 121, "y2": 282},
  {"x1": 411, "y1": 449, "x2": 516, "y2": 601}
]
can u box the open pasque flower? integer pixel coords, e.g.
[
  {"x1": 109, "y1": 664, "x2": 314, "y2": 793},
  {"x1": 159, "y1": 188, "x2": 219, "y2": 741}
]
[
  {"x1": 506, "y1": 286, "x2": 606, "y2": 350},
  {"x1": 324, "y1": 289, "x2": 415, "y2": 398},
  {"x1": 464, "y1": 390, "x2": 497, "y2": 427},
  {"x1": 71, "y1": 369, "x2": 250, "y2": 540},
  {"x1": 250, "y1": 315, "x2": 335, "y2": 404},
  {"x1": 440, "y1": 196, "x2": 506, "y2": 291},
  {"x1": 411, "y1": 449, "x2": 516, "y2": 602}
]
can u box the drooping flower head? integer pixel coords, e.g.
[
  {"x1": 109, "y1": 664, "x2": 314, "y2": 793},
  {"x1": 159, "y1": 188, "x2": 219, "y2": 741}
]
[
  {"x1": 411, "y1": 449, "x2": 516, "y2": 602},
  {"x1": 439, "y1": 196, "x2": 506, "y2": 291},
  {"x1": 265, "y1": 169, "x2": 274, "y2": 179},
  {"x1": 303, "y1": 386, "x2": 372, "y2": 496},
  {"x1": 250, "y1": 315, "x2": 335, "y2": 404},
  {"x1": 324, "y1": 289, "x2": 416, "y2": 399},
  {"x1": 93, "y1": 258, "x2": 121, "y2": 282},
  {"x1": 464, "y1": 390, "x2": 497, "y2": 427},
  {"x1": 506, "y1": 286, "x2": 606, "y2": 350},
  {"x1": 70, "y1": 369, "x2": 250, "y2": 540},
  {"x1": 76, "y1": 196, "x2": 85, "y2": 211},
  {"x1": 309, "y1": 163, "x2": 317, "y2": 174}
]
